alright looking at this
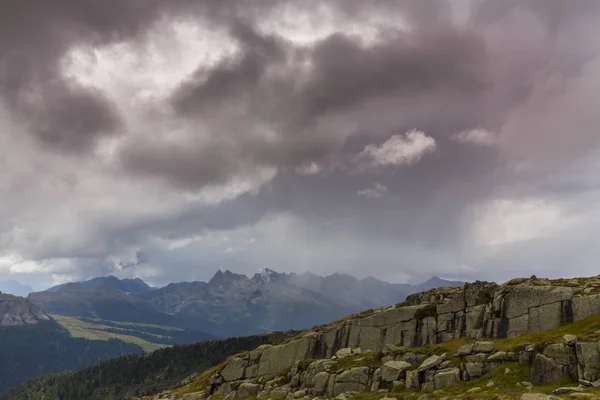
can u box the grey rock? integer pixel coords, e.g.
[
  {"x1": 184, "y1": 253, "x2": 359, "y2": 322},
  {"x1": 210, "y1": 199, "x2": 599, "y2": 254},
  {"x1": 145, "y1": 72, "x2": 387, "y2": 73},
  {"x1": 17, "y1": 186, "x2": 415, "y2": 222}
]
[
  {"x1": 577, "y1": 342, "x2": 600, "y2": 381},
  {"x1": 418, "y1": 355, "x2": 443, "y2": 372},
  {"x1": 237, "y1": 383, "x2": 261, "y2": 399},
  {"x1": 467, "y1": 387, "x2": 482, "y2": 393},
  {"x1": 520, "y1": 394, "x2": 562, "y2": 400},
  {"x1": 392, "y1": 380, "x2": 405, "y2": 392},
  {"x1": 336, "y1": 367, "x2": 369, "y2": 384},
  {"x1": 465, "y1": 353, "x2": 488, "y2": 363},
  {"x1": 333, "y1": 382, "x2": 367, "y2": 396},
  {"x1": 421, "y1": 382, "x2": 435, "y2": 393},
  {"x1": 464, "y1": 362, "x2": 484, "y2": 379},
  {"x1": 530, "y1": 354, "x2": 567, "y2": 384},
  {"x1": 473, "y1": 341, "x2": 495, "y2": 353},
  {"x1": 381, "y1": 361, "x2": 412, "y2": 382},
  {"x1": 313, "y1": 372, "x2": 330, "y2": 395},
  {"x1": 406, "y1": 369, "x2": 420, "y2": 390},
  {"x1": 335, "y1": 348, "x2": 353, "y2": 358},
  {"x1": 370, "y1": 368, "x2": 381, "y2": 392},
  {"x1": 457, "y1": 344, "x2": 475, "y2": 356},
  {"x1": 182, "y1": 392, "x2": 206, "y2": 400},
  {"x1": 553, "y1": 387, "x2": 585, "y2": 395},
  {"x1": 433, "y1": 368, "x2": 461, "y2": 390},
  {"x1": 564, "y1": 335, "x2": 578, "y2": 346}
]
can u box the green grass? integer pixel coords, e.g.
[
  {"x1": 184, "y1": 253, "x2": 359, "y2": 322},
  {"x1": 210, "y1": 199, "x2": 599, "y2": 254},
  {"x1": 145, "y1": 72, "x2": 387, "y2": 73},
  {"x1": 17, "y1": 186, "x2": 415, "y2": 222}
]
[
  {"x1": 86, "y1": 318, "x2": 183, "y2": 331},
  {"x1": 330, "y1": 351, "x2": 384, "y2": 370},
  {"x1": 493, "y1": 312, "x2": 600, "y2": 351},
  {"x1": 52, "y1": 314, "x2": 168, "y2": 352}
]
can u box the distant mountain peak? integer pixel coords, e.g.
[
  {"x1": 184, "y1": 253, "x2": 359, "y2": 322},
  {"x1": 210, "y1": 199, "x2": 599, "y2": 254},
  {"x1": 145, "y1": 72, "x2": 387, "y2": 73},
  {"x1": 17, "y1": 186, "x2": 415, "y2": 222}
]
[
  {"x1": 251, "y1": 268, "x2": 284, "y2": 284},
  {"x1": 46, "y1": 276, "x2": 151, "y2": 294},
  {"x1": 418, "y1": 276, "x2": 464, "y2": 291},
  {"x1": 208, "y1": 269, "x2": 249, "y2": 285}
]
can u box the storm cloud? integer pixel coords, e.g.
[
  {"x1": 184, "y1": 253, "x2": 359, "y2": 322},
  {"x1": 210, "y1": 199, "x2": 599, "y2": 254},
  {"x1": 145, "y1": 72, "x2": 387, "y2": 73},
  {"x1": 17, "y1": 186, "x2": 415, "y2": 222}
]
[{"x1": 1, "y1": 0, "x2": 600, "y2": 289}]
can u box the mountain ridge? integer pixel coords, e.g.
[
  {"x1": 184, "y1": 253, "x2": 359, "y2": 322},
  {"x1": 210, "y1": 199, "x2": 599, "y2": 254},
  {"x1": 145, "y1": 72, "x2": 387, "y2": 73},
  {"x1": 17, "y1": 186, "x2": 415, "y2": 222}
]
[{"x1": 29, "y1": 270, "x2": 464, "y2": 338}]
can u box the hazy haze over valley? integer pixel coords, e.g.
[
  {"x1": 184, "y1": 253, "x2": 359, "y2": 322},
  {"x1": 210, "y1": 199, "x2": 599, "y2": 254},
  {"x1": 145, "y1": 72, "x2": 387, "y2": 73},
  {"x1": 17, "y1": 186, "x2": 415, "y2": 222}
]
[{"x1": 1, "y1": 0, "x2": 600, "y2": 290}]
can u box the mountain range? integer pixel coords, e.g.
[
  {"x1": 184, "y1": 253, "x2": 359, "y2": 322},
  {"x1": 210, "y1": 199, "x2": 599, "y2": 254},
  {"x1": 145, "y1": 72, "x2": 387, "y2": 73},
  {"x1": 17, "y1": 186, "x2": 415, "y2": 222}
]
[{"x1": 27, "y1": 270, "x2": 464, "y2": 338}]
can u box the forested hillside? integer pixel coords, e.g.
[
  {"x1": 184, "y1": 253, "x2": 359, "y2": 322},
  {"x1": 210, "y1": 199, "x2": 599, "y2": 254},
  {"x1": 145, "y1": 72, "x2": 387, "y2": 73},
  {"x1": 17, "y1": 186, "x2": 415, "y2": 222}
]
[
  {"x1": 0, "y1": 320, "x2": 143, "y2": 393},
  {"x1": 1, "y1": 330, "x2": 298, "y2": 400}
]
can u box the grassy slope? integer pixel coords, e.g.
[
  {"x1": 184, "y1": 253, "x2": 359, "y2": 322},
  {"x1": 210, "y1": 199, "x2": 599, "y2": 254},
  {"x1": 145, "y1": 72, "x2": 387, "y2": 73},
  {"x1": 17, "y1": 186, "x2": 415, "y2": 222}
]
[{"x1": 53, "y1": 315, "x2": 168, "y2": 352}]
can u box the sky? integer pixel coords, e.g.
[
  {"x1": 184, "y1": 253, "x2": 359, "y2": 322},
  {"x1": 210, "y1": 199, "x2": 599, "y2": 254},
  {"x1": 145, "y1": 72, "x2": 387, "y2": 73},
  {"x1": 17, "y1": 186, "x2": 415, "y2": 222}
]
[{"x1": 1, "y1": 0, "x2": 600, "y2": 290}]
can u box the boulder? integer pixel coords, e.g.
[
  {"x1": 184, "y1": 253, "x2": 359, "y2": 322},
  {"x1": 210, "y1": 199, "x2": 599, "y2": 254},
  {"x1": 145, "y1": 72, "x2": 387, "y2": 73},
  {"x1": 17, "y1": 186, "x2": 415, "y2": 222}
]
[
  {"x1": 564, "y1": 335, "x2": 578, "y2": 346},
  {"x1": 418, "y1": 355, "x2": 443, "y2": 372},
  {"x1": 333, "y1": 382, "x2": 367, "y2": 396},
  {"x1": 270, "y1": 386, "x2": 290, "y2": 397},
  {"x1": 336, "y1": 348, "x2": 353, "y2": 358},
  {"x1": 577, "y1": 342, "x2": 600, "y2": 381},
  {"x1": 554, "y1": 387, "x2": 585, "y2": 395},
  {"x1": 521, "y1": 394, "x2": 562, "y2": 400},
  {"x1": 530, "y1": 354, "x2": 567, "y2": 384},
  {"x1": 370, "y1": 368, "x2": 381, "y2": 392},
  {"x1": 488, "y1": 351, "x2": 517, "y2": 362},
  {"x1": 182, "y1": 392, "x2": 206, "y2": 400},
  {"x1": 464, "y1": 362, "x2": 484, "y2": 379},
  {"x1": 421, "y1": 382, "x2": 435, "y2": 393},
  {"x1": 457, "y1": 344, "x2": 475, "y2": 356},
  {"x1": 433, "y1": 368, "x2": 461, "y2": 390},
  {"x1": 313, "y1": 372, "x2": 330, "y2": 395},
  {"x1": 381, "y1": 361, "x2": 412, "y2": 382},
  {"x1": 221, "y1": 358, "x2": 247, "y2": 381},
  {"x1": 406, "y1": 369, "x2": 421, "y2": 390},
  {"x1": 465, "y1": 353, "x2": 488, "y2": 363},
  {"x1": 474, "y1": 341, "x2": 495, "y2": 353},
  {"x1": 392, "y1": 380, "x2": 405, "y2": 392},
  {"x1": 336, "y1": 367, "x2": 370, "y2": 385},
  {"x1": 236, "y1": 383, "x2": 261, "y2": 399}
]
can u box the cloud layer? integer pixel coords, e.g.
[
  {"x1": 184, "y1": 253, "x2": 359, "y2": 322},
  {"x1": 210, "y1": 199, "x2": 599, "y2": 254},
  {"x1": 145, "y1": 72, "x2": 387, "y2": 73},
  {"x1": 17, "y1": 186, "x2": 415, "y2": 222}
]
[{"x1": 1, "y1": 0, "x2": 600, "y2": 289}]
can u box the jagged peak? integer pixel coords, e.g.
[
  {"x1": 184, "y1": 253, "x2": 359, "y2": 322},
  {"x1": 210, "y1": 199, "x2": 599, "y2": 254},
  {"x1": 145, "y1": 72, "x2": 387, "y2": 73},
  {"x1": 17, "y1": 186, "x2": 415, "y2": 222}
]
[
  {"x1": 208, "y1": 269, "x2": 250, "y2": 285},
  {"x1": 251, "y1": 268, "x2": 284, "y2": 284}
]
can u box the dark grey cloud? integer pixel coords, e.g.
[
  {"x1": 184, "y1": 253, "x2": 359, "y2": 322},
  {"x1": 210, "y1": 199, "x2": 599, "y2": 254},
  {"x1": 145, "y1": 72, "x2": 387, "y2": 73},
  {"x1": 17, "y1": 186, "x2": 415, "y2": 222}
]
[
  {"x1": 2, "y1": 0, "x2": 600, "y2": 288},
  {"x1": 0, "y1": 0, "x2": 167, "y2": 151}
]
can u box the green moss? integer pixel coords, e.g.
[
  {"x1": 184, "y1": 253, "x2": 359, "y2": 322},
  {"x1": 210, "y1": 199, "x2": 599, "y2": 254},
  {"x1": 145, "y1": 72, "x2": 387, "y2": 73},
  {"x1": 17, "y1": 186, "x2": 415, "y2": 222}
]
[
  {"x1": 414, "y1": 303, "x2": 437, "y2": 320},
  {"x1": 331, "y1": 352, "x2": 383, "y2": 370}
]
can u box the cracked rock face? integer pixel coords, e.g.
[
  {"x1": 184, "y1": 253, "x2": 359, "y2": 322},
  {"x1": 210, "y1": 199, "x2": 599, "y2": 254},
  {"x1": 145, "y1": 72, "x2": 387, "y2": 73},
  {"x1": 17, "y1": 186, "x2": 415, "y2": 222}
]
[{"x1": 205, "y1": 276, "x2": 600, "y2": 391}]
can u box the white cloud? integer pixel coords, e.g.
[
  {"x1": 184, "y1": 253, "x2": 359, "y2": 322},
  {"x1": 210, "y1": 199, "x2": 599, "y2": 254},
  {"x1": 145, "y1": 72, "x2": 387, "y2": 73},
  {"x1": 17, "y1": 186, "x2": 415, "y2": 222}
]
[
  {"x1": 451, "y1": 128, "x2": 497, "y2": 147},
  {"x1": 359, "y1": 130, "x2": 436, "y2": 168},
  {"x1": 296, "y1": 161, "x2": 321, "y2": 175},
  {"x1": 468, "y1": 198, "x2": 580, "y2": 247},
  {"x1": 357, "y1": 183, "x2": 388, "y2": 199}
]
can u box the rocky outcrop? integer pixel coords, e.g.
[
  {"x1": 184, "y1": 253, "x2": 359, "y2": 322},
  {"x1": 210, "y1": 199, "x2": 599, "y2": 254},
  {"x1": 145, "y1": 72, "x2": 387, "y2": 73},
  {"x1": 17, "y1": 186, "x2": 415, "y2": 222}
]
[
  {"x1": 0, "y1": 293, "x2": 50, "y2": 326},
  {"x1": 197, "y1": 276, "x2": 600, "y2": 386},
  {"x1": 192, "y1": 335, "x2": 600, "y2": 400},
  {"x1": 149, "y1": 275, "x2": 600, "y2": 400}
]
